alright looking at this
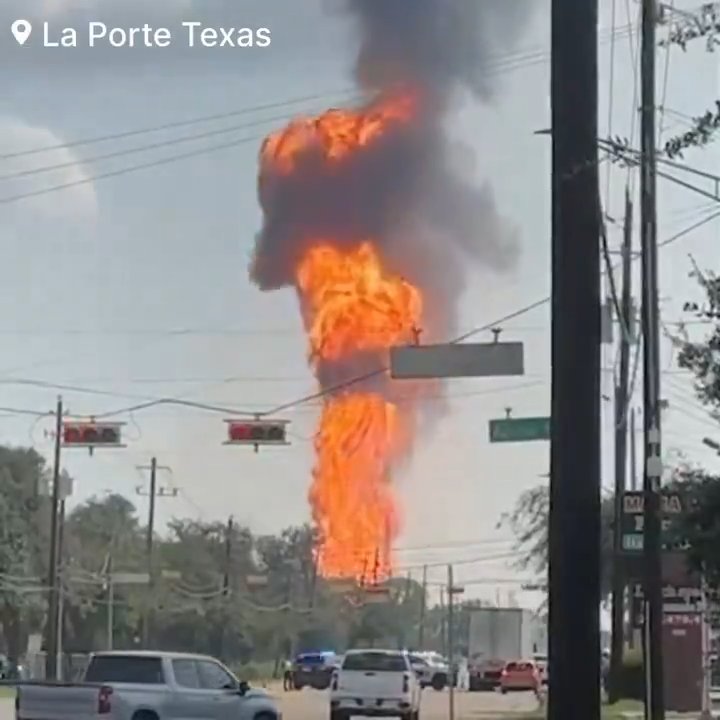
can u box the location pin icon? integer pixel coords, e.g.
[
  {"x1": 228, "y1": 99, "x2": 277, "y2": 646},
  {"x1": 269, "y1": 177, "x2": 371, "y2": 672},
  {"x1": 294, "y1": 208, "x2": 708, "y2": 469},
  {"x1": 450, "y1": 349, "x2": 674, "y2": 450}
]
[{"x1": 11, "y1": 19, "x2": 32, "y2": 46}]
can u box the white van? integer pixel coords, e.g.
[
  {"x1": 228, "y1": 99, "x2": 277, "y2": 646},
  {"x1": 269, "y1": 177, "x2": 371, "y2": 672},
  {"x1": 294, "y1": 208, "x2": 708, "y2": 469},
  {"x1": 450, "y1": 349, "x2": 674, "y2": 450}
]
[{"x1": 330, "y1": 649, "x2": 421, "y2": 720}]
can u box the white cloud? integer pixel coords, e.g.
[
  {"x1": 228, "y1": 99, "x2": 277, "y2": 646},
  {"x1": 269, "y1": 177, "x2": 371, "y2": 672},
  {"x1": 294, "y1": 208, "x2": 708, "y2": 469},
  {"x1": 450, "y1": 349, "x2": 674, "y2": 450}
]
[{"x1": 0, "y1": 118, "x2": 98, "y2": 226}]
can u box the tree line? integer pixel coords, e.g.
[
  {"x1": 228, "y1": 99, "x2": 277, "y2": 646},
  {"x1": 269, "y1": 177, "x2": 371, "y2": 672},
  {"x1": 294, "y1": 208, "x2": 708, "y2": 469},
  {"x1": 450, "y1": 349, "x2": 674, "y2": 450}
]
[{"x1": 0, "y1": 451, "x2": 473, "y2": 673}]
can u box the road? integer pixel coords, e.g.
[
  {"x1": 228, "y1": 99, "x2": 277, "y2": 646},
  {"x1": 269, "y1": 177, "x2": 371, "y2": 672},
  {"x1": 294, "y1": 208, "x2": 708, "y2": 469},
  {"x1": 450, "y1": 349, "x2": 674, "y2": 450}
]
[
  {"x1": 1, "y1": 688, "x2": 541, "y2": 720},
  {"x1": 275, "y1": 687, "x2": 541, "y2": 719}
]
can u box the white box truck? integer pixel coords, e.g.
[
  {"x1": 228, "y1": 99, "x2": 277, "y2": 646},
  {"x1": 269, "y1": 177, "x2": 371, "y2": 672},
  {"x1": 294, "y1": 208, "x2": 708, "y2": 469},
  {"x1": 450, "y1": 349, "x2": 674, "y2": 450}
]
[{"x1": 467, "y1": 608, "x2": 538, "y2": 690}]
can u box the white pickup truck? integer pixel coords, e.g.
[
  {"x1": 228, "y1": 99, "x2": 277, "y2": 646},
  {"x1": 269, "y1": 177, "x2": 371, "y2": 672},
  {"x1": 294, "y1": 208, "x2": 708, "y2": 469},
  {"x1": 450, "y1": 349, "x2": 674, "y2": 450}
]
[
  {"x1": 14, "y1": 650, "x2": 281, "y2": 720},
  {"x1": 330, "y1": 649, "x2": 421, "y2": 720}
]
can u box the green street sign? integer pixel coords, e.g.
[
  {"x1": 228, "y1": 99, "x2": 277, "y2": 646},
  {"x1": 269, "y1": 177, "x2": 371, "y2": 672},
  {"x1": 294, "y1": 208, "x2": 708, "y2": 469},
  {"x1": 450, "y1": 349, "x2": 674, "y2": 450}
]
[
  {"x1": 620, "y1": 491, "x2": 687, "y2": 554},
  {"x1": 489, "y1": 417, "x2": 551, "y2": 443}
]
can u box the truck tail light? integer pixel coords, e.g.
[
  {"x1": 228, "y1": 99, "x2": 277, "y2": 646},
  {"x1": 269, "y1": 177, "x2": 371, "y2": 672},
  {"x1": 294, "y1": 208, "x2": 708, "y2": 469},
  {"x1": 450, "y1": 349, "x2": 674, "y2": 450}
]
[
  {"x1": 98, "y1": 686, "x2": 113, "y2": 714},
  {"x1": 402, "y1": 673, "x2": 409, "y2": 693},
  {"x1": 331, "y1": 672, "x2": 338, "y2": 691}
]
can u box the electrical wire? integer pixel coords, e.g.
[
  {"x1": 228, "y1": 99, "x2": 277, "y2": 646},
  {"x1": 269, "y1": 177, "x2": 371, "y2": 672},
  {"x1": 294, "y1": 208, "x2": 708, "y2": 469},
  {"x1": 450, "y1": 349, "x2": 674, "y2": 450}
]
[
  {"x1": 0, "y1": 88, "x2": 358, "y2": 161},
  {"x1": 0, "y1": 24, "x2": 634, "y2": 208}
]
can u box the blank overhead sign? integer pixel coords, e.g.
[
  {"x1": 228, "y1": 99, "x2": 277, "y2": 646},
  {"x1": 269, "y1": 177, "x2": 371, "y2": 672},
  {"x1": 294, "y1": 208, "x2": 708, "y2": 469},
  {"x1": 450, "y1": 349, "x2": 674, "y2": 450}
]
[{"x1": 390, "y1": 342, "x2": 524, "y2": 379}]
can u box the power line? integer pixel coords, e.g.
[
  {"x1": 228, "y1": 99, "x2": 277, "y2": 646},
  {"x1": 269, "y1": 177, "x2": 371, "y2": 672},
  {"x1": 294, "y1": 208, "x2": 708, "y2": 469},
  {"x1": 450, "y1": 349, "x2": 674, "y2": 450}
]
[
  {"x1": 2, "y1": 205, "x2": 716, "y2": 423},
  {"x1": 0, "y1": 88, "x2": 358, "y2": 161},
  {"x1": 0, "y1": 24, "x2": 634, "y2": 208},
  {"x1": 0, "y1": 98, "x2": 355, "y2": 183}
]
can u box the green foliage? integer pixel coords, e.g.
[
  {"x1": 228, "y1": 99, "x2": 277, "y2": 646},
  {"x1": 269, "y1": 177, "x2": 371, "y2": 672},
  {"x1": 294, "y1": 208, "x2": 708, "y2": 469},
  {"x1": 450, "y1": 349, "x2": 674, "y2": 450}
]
[
  {"x1": 498, "y1": 485, "x2": 615, "y2": 599},
  {"x1": 0, "y1": 462, "x2": 427, "y2": 665}
]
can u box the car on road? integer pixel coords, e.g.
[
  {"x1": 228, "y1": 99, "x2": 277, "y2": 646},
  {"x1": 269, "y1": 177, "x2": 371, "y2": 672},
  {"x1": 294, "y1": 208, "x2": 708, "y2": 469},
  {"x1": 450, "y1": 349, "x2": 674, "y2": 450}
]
[
  {"x1": 15, "y1": 650, "x2": 280, "y2": 720},
  {"x1": 293, "y1": 651, "x2": 337, "y2": 690},
  {"x1": 408, "y1": 652, "x2": 449, "y2": 691},
  {"x1": 532, "y1": 653, "x2": 548, "y2": 685},
  {"x1": 499, "y1": 660, "x2": 542, "y2": 696},
  {"x1": 330, "y1": 648, "x2": 421, "y2": 720}
]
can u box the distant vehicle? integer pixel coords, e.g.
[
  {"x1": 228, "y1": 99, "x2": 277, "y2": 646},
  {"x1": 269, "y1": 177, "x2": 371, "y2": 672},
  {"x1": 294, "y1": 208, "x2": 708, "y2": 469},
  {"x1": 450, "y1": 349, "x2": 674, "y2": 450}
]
[
  {"x1": 467, "y1": 607, "x2": 539, "y2": 690},
  {"x1": 499, "y1": 660, "x2": 542, "y2": 696},
  {"x1": 330, "y1": 648, "x2": 421, "y2": 720},
  {"x1": 293, "y1": 651, "x2": 337, "y2": 690},
  {"x1": 408, "y1": 652, "x2": 449, "y2": 691},
  {"x1": 15, "y1": 650, "x2": 279, "y2": 720},
  {"x1": 532, "y1": 653, "x2": 548, "y2": 685}
]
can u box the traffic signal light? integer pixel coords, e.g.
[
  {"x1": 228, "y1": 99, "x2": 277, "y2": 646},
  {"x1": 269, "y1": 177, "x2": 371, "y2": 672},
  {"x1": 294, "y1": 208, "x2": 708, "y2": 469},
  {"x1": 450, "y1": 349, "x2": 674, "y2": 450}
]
[
  {"x1": 223, "y1": 419, "x2": 290, "y2": 446},
  {"x1": 62, "y1": 421, "x2": 124, "y2": 448}
]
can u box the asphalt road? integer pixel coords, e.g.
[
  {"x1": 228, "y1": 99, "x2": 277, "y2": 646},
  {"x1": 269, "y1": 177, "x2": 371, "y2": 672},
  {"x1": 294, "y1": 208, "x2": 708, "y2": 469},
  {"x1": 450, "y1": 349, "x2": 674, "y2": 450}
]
[
  {"x1": 276, "y1": 687, "x2": 541, "y2": 720},
  {"x1": 1, "y1": 687, "x2": 541, "y2": 720}
]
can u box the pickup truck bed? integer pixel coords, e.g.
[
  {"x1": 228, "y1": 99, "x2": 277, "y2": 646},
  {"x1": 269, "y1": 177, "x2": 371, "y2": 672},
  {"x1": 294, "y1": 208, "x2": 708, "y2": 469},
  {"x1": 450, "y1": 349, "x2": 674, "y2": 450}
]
[{"x1": 15, "y1": 650, "x2": 280, "y2": 720}]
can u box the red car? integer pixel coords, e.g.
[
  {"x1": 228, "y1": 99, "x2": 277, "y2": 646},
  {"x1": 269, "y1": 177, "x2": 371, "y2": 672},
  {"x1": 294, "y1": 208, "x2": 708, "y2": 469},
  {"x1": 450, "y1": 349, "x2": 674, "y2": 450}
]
[{"x1": 499, "y1": 660, "x2": 542, "y2": 695}]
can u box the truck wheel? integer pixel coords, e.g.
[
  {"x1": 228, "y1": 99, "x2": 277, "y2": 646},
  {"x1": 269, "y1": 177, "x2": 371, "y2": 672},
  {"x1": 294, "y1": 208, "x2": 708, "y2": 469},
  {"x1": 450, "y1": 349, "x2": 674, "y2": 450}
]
[
  {"x1": 330, "y1": 711, "x2": 345, "y2": 720},
  {"x1": 431, "y1": 675, "x2": 446, "y2": 691},
  {"x1": 131, "y1": 712, "x2": 159, "y2": 720}
]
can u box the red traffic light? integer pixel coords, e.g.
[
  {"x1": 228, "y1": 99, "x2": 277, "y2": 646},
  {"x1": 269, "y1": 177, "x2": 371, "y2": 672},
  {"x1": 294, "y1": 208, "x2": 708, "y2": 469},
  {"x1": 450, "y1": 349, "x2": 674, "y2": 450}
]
[
  {"x1": 224, "y1": 419, "x2": 289, "y2": 446},
  {"x1": 62, "y1": 422, "x2": 124, "y2": 447}
]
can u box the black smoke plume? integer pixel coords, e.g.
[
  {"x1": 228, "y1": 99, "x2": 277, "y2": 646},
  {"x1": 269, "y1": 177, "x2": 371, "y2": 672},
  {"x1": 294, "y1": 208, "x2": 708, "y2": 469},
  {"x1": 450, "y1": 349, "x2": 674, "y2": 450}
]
[{"x1": 250, "y1": 0, "x2": 534, "y2": 347}]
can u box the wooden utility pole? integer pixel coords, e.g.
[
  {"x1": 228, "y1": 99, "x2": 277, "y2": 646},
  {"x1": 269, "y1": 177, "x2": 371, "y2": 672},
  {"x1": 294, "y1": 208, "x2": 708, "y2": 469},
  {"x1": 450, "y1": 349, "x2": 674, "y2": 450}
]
[
  {"x1": 44, "y1": 396, "x2": 63, "y2": 680},
  {"x1": 447, "y1": 565, "x2": 455, "y2": 720},
  {"x1": 639, "y1": 0, "x2": 665, "y2": 717},
  {"x1": 548, "y1": 0, "x2": 601, "y2": 718},
  {"x1": 609, "y1": 191, "x2": 634, "y2": 702},
  {"x1": 418, "y1": 565, "x2": 427, "y2": 649},
  {"x1": 136, "y1": 458, "x2": 176, "y2": 647},
  {"x1": 219, "y1": 516, "x2": 234, "y2": 661}
]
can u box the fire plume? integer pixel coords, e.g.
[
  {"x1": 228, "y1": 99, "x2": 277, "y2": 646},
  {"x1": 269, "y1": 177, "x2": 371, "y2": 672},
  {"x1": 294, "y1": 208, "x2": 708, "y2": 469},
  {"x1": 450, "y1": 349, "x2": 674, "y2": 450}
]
[
  {"x1": 261, "y1": 93, "x2": 417, "y2": 175},
  {"x1": 297, "y1": 243, "x2": 421, "y2": 578},
  {"x1": 256, "y1": 94, "x2": 425, "y2": 580},
  {"x1": 251, "y1": 2, "x2": 522, "y2": 582}
]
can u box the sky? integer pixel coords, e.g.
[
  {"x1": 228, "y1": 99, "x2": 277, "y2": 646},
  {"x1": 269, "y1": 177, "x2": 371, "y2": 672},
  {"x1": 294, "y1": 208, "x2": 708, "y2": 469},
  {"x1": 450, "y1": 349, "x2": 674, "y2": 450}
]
[{"x1": 0, "y1": 0, "x2": 719, "y2": 612}]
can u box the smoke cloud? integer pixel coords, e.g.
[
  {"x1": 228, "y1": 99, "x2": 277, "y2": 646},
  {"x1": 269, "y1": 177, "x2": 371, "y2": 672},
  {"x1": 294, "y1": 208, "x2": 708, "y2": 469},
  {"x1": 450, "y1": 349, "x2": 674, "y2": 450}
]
[{"x1": 250, "y1": 0, "x2": 534, "y2": 352}]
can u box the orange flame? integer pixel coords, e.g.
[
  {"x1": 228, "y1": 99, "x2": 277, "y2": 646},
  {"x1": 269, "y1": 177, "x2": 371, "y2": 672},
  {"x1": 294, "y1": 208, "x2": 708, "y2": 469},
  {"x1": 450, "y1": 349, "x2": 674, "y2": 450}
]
[
  {"x1": 297, "y1": 242, "x2": 422, "y2": 579},
  {"x1": 260, "y1": 94, "x2": 424, "y2": 580},
  {"x1": 261, "y1": 93, "x2": 417, "y2": 174}
]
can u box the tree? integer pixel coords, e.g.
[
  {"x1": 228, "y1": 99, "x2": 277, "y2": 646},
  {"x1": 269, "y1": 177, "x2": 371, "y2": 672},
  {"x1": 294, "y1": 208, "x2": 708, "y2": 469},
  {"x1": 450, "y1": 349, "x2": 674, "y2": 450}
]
[
  {"x1": 0, "y1": 446, "x2": 50, "y2": 663},
  {"x1": 499, "y1": 484, "x2": 615, "y2": 600}
]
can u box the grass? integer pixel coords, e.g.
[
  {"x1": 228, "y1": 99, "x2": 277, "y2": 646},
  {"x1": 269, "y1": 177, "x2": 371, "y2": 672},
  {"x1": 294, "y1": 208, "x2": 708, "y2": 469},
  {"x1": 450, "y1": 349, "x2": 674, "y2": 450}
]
[{"x1": 0, "y1": 687, "x2": 15, "y2": 699}]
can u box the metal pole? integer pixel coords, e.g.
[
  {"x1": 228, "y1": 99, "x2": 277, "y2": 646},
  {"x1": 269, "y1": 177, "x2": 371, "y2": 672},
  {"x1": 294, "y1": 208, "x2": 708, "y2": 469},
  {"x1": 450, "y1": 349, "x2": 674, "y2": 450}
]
[
  {"x1": 609, "y1": 192, "x2": 634, "y2": 702},
  {"x1": 418, "y1": 565, "x2": 427, "y2": 650},
  {"x1": 640, "y1": 0, "x2": 664, "y2": 717},
  {"x1": 631, "y1": 408, "x2": 638, "y2": 491},
  {"x1": 220, "y1": 516, "x2": 233, "y2": 661},
  {"x1": 44, "y1": 396, "x2": 63, "y2": 680},
  {"x1": 548, "y1": 0, "x2": 601, "y2": 717},
  {"x1": 142, "y1": 457, "x2": 157, "y2": 647},
  {"x1": 55, "y1": 498, "x2": 66, "y2": 681},
  {"x1": 447, "y1": 565, "x2": 455, "y2": 720},
  {"x1": 107, "y1": 556, "x2": 114, "y2": 650}
]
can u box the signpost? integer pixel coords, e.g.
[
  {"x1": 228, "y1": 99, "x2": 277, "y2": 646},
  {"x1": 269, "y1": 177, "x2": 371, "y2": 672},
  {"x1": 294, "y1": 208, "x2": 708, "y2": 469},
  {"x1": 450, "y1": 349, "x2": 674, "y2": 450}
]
[
  {"x1": 620, "y1": 490, "x2": 685, "y2": 553},
  {"x1": 389, "y1": 342, "x2": 524, "y2": 379},
  {"x1": 488, "y1": 417, "x2": 550, "y2": 443}
]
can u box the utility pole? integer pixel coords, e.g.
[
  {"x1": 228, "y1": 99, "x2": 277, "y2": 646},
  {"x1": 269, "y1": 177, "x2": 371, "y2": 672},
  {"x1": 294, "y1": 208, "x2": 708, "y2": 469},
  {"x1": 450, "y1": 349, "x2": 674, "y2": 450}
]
[
  {"x1": 447, "y1": 565, "x2": 455, "y2": 720},
  {"x1": 136, "y1": 458, "x2": 175, "y2": 648},
  {"x1": 56, "y1": 496, "x2": 67, "y2": 680},
  {"x1": 631, "y1": 408, "x2": 638, "y2": 491},
  {"x1": 106, "y1": 555, "x2": 114, "y2": 650},
  {"x1": 640, "y1": 0, "x2": 665, "y2": 716},
  {"x1": 548, "y1": 1, "x2": 601, "y2": 719},
  {"x1": 44, "y1": 396, "x2": 63, "y2": 680},
  {"x1": 418, "y1": 565, "x2": 427, "y2": 650},
  {"x1": 219, "y1": 516, "x2": 233, "y2": 661},
  {"x1": 609, "y1": 191, "x2": 634, "y2": 702},
  {"x1": 439, "y1": 588, "x2": 446, "y2": 657}
]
